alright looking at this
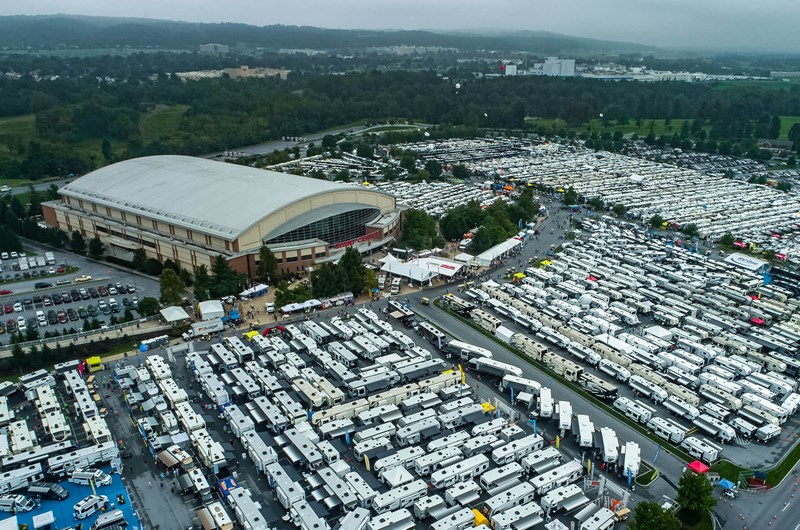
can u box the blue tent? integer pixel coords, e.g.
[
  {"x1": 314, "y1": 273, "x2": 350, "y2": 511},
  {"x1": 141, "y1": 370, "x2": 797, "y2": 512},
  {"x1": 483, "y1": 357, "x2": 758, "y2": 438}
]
[{"x1": 719, "y1": 478, "x2": 736, "y2": 491}]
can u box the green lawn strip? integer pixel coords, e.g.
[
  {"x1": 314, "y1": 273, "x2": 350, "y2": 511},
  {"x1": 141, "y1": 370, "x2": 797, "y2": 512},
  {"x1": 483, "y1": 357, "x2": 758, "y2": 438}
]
[
  {"x1": 139, "y1": 104, "x2": 190, "y2": 142},
  {"x1": 1, "y1": 266, "x2": 79, "y2": 288},
  {"x1": 636, "y1": 461, "x2": 659, "y2": 486},
  {"x1": 779, "y1": 115, "x2": 800, "y2": 141},
  {"x1": 430, "y1": 299, "x2": 695, "y2": 463}
]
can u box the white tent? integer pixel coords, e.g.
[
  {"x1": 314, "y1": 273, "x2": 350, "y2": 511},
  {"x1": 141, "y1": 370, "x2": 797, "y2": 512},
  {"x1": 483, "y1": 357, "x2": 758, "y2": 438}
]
[
  {"x1": 407, "y1": 257, "x2": 463, "y2": 277},
  {"x1": 475, "y1": 238, "x2": 522, "y2": 267},
  {"x1": 281, "y1": 302, "x2": 305, "y2": 313},
  {"x1": 379, "y1": 253, "x2": 400, "y2": 263},
  {"x1": 159, "y1": 306, "x2": 190, "y2": 323},
  {"x1": 454, "y1": 252, "x2": 477, "y2": 265},
  {"x1": 381, "y1": 260, "x2": 437, "y2": 284},
  {"x1": 198, "y1": 300, "x2": 225, "y2": 321},
  {"x1": 381, "y1": 466, "x2": 413, "y2": 488}
]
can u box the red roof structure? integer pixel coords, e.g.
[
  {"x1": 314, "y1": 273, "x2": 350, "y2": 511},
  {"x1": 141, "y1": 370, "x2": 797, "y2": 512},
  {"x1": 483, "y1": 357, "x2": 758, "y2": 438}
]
[{"x1": 688, "y1": 460, "x2": 709, "y2": 474}]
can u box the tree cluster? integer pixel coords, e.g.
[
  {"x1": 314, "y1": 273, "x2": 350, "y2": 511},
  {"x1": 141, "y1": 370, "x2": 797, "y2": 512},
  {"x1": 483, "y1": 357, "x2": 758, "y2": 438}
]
[
  {"x1": 192, "y1": 256, "x2": 244, "y2": 301},
  {"x1": 440, "y1": 188, "x2": 539, "y2": 253},
  {"x1": 401, "y1": 209, "x2": 444, "y2": 250},
  {"x1": 311, "y1": 247, "x2": 367, "y2": 299}
]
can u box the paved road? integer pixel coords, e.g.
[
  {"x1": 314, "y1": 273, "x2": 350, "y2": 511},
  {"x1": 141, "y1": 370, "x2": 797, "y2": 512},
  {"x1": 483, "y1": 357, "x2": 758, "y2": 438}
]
[
  {"x1": 5, "y1": 178, "x2": 72, "y2": 196},
  {"x1": 203, "y1": 125, "x2": 368, "y2": 159}
]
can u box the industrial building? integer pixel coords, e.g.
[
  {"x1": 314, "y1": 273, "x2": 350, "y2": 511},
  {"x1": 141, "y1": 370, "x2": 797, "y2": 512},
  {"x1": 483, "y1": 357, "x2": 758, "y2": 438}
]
[{"x1": 42, "y1": 155, "x2": 399, "y2": 276}]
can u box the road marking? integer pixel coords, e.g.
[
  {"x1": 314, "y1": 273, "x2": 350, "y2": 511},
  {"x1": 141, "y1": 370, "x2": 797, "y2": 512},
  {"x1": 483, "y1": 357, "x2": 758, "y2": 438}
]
[{"x1": 783, "y1": 502, "x2": 791, "y2": 512}]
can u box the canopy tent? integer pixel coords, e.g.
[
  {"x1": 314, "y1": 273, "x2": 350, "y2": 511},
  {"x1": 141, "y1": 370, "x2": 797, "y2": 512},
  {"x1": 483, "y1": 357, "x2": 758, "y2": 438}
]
[
  {"x1": 407, "y1": 257, "x2": 464, "y2": 278},
  {"x1": 33, "y1": 512, "x2": 55, "y2": 530},
  {"x1": 718, "y1": 478, "x2": 737, "y2": 491},
  {"x1": 382, "y1": 466, "x2": 413, "y2": 488},
  {"x1": 160, "y1": 306, "x2": 191, "y2": 323},
  {"x1": 687, "y1": 460, "x2": 709, "y2": 474},
  {"x1": 453, "y1": 252, "x2": 477, "y2": 265},
  {"x1": 475, "y1": 237, "x2": 522, "y2": 267},
  {"x1": 281, "y1": 302, "x2": 305, "y2": 313},
  {"x1": 379, "y1": 253, "x2": 400, "y2": 263},
  {"x1": 381, "y1": 260, "x2": 437, "y2": 284},
  {"x1": 198, "y1": 300, "x2": 225, "y2": 321},
  {"x1": 240, "y1": 284, "x2": 268, "y2": 299}
]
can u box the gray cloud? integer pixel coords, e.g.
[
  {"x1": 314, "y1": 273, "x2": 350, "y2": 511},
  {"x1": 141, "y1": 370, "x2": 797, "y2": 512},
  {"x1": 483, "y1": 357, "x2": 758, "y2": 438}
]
[{"x1": 1, "y1": 0, "x2": 798, "y2": 52}]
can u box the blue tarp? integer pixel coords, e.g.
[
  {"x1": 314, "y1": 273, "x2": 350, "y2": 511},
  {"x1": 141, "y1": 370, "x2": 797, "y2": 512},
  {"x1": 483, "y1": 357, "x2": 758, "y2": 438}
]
[
  {"x1": 5, "y1": 467, "x2": 139, "y2": 529},
  {"x1": 719, "y1": 478, "x2": 736, "y2": 490}
]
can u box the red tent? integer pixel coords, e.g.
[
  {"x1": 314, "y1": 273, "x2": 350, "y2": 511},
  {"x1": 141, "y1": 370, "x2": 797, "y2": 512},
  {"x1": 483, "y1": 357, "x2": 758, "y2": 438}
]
[
  {"x1": 688, "y1": 460, "x2": 709, "y2": 474},
  {"x1": 586, "y1": 275, "x2": 598, "y2": 282},
  {"x1": 750, "y1": 317, "x2": 766, "y2": 326}
]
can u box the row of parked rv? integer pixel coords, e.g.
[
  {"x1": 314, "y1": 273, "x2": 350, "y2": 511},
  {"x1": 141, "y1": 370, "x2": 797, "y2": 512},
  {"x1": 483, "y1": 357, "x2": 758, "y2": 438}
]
[
  {"x1": 369, "y1": 180, "x2": 502, "y2": 219},
  {"x1": 448, "y1": 140, "x2": 800, "y2": 247},
  {"x1": 395, "y1": 138, "x2": 532, "y2": 167},
  {"x1": 139, "y1": 307, "x2": 631, "y2": 530},
  {"x1": 269, "y1": 153, "x2": 392, "y2": 181},
  {"x1": 446, "y1": 229, "x2": 799, "y2": 465},
  {"x1": 0, "y1": 363, "x2": 128, "y2": 529}
]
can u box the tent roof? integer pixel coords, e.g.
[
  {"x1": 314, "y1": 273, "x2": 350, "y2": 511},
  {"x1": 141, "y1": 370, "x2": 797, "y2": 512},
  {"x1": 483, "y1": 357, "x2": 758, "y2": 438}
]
[
  {"x1": 453, "y1": 252, "x2": 476, "y2": 264},
  {"x1": 381, "y1": 466, "x2": 413, "y2": 487},
  {"x1": 160, "y1": 306, "x2": 191, "y2": 322},
  {"x1": 407, "y1": 257, "x2": 463, "y2": 277},
  {"x1": 688, "y1": 460, "x2": 709, "y2": 474},
  {"x1": 718, "y1": 478, "x2": 736, "y2": 490},
  {"x1": 381, "y1": 260, "x2": 437, "y2": 283},
  {"x1": 198, "y1": 300, "x2": 224, "y2": 314},
  {"x1": 475, "y1": 237, "x2": 522, "y2": 265},
  {"x1": 379, "y1": 253, "x2": 400, "y2": 263}
]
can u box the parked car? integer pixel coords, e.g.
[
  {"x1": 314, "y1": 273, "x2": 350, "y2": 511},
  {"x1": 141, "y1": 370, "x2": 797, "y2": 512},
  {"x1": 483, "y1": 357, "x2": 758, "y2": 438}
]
[
  {"x1": 88, "y1": 288, "x2": 99, "y2": 299},
  {"x1": 67, "y1": 308, "x2": 78, "y2": 321},
  {"x1": 57, "y1": 310, "x2": 67, "y2": 324},
  {"x1": 6, "y1": 319, "x2": 16, "y2": 332},
  {"x1": 75, "y1": 275, "x2": 92, "y2": 283},
  {"x1": 78, "y1": 307, "x2": 88, "y2": 319},
  {"x1": 47, "y1": 310, "x2": 58, "y2": 325}
]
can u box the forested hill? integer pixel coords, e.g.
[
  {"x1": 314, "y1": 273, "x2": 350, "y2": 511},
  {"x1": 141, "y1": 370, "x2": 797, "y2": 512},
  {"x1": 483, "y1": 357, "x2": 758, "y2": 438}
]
[{"x1": 0, "y1": 15, "x2": 655, "y2": 55}]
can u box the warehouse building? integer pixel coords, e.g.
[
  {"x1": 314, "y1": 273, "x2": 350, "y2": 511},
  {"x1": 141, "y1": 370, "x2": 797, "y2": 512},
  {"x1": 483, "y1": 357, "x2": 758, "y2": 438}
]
[{"x1": 42, "y1": 155, "x2": 399, "y2": 276}]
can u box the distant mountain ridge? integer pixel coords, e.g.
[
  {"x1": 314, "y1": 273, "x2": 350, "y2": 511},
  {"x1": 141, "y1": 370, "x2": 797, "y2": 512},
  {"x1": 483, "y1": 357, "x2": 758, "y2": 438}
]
[{"x1": 0, "y1": 14, "x2": 658, "y2": 55}]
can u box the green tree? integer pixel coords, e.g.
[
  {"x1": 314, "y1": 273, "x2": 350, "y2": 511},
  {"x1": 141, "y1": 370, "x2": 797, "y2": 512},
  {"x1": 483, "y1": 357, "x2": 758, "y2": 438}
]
[
  {"x1": 123, "y1": 308, "x2": 135, "y2": 323},
  {"x1": 563, "y1": 187, "x2": 578, "y2": 206},
  {"x1": 470, "y1": 227, "x2": 494, "y2": 253},
  {"x1": 677, "y1": 471, "x2": 716, "y2": 517},
  {"x1": 10, "y1": 342, "x2": 25, "y2": 369},
  {"x1": 338, "y1": 247, "x2": 366, "y2": 296},
  {"x1": 101, "y1": 138, "x2": 113, "y2": 162},
  {"x1": 210, "y1": 255, "x2": 239, "y2": 297},
  {"x1": 612, "y1": 203, "x2": 626, "y2": 217},
  {"x1": 440, "y1": 210, "x2": 469, "y2": 241},
  {"x1": 770, "y1": 115, "x2": 782, "y2": 139},
  {"x1": 588, "y1": 197, "x2": 605, "y2": 211},
  {"x1": 650, "y1": 214, "x2": 665, "y2": 228},
  {"x1": 628, "y1": 501, "x2": 680, "y2": 530},
  {"x1": 364, "y1": 268, "x2": 377, "y2": 290},
  {"x1": 763, "y1": 249, "x2": 777, "y2": 261},
  {"x1": 452, "y1": 164, "x2": 469, "y2": 180},
  {"x1": 257, "y1": 245, "x2": 278, "y2": 284},
  {"x1": 718, "y1": 232, "x2": 735, "y2": 246},
  {"x1": 70, "y1": 230, "x2": 86, "y2": 254},
  {"x1": 321, "y1": 134, "x2": 337, "y2": 150},
  {"x1": 682, "y1": 223, "x2": 700, "y2": 237},
  {"x1": 82, "y1": 318, "x2": 93, "y2": 332},
  {"x1": 788, "y1": 155, "x2": 797, "y2": 167},
  {"x1": 132, "y1": 248, "x2": 147, "y2": 270},
  {"x1": 159, "y1": 268, "x2": 185, "y2": 306},
  {"x1": 311, "y1": 262, "x2": 344, "y2": 298},
  {"x1": 143, "y1": 258, "x2": 163, "y2": 276},
  {"x1": 137, "y1": 297, "x2": 160, "y2": 317},
  {"x1": 399, "y1": 152, "x2": 417, "y2": 173},
  {"x1": 88, "y1": 236, "x2": 105, "y2": 260},
  {"x1": 193, "y1": 264, "x2": 212, "y2": 302},
  {"x1": 401, "y1": 209, "x2": 442, "y2": 250},
  {"x1": 424, "y1": 160, "x2": 443, "y2": 179}
]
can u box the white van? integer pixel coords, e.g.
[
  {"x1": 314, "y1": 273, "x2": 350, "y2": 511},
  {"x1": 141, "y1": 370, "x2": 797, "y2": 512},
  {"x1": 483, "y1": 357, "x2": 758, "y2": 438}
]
[
  {"x1": 71, "y1": 469, "x2": 112, "y2": 487},
  {"x1": 0, "y1": 494, "x2": 35, "y2": 513},
  {"x1": 91, "y1": 509, "x2": 127, "y2": 530},
  {"x1": 73, "y1": 494, "x2": 108, "y2": 519}
]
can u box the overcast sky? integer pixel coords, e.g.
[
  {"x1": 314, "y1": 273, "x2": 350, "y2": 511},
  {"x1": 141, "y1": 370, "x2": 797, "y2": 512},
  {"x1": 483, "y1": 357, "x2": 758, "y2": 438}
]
[{"x1": 2, "y1": 0, "x2": 797, "y2": 53}]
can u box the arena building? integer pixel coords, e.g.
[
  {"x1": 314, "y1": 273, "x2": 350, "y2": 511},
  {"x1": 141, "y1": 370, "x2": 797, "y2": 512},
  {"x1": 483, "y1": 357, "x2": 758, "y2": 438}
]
[{"x1": 42, "y1": 155, "x2": 399, "y2": 276}]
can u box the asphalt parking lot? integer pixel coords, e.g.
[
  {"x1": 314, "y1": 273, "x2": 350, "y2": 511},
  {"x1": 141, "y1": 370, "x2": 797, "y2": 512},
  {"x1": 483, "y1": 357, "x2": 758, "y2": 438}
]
[{"x1": 0, "y1": 242, "x2": 160, "y2": 345}]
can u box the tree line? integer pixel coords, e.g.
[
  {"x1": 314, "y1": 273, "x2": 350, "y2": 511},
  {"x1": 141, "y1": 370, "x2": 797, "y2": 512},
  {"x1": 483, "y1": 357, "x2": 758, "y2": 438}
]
[{"x1": 3, "y1": 71, "x2": 800, "y2": 181}]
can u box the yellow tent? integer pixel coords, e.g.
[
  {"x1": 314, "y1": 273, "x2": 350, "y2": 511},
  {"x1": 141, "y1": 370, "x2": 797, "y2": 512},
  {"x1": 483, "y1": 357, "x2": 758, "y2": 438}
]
[
  {"x1": 481, "y1": 402, "x2": 496, "y2": 413},
  {"x1": 86, "y1": 356, "x2": 102, "y2": 368},
  {"x1": 513, "y1": 272, "x2": 526, "y2": 280},
  {"x1": 244, "y1": 330, "x2": 259, "y2": 341},
  {"x1": 472, "y1": 509, "x2": 489, "y2": 527},
  {"x1": 557, "y1": 188, "x2": 565, "y2": 193}
]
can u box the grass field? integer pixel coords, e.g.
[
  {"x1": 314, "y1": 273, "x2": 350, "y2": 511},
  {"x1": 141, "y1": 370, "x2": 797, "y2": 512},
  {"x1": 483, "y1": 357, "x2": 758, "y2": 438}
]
[
  {"x1": 140, "y1": 104, "x2": 189, "y2": 141},
  {"x1": 710, "y1": 79, "x2": 800, "y2": 91},
  {"x1": 779, "y1": 115, "x2": 800, "y2": 140},
  {"x1": 0, "y1": 114, "x2": 37, "y2": 156}
]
